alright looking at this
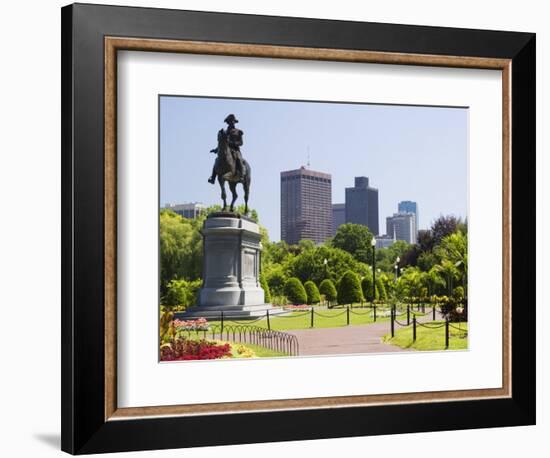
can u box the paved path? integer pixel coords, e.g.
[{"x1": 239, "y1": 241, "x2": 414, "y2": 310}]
[{"x1": 286, "y1": 311, "x2": 443, "y2": 356}]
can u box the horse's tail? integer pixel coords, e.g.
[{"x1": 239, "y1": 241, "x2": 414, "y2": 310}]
[{"x1": 243, "y1": 160, "x2": 251, "y2": 185}]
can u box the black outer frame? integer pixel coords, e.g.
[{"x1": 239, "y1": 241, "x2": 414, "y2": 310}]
[{"x1": 61, "y1": 3, "x2": 535, "y2": 455}]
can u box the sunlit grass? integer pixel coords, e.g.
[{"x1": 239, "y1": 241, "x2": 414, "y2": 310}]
[{"x1": 382, "y1": 321, "x2": 468, "y2": 351}]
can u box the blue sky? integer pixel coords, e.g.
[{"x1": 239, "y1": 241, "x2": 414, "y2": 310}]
[{"x1": 160, "y1": 96, "x2": 467, "y2": 241}]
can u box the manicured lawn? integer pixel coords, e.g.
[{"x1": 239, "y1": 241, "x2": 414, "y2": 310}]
[
  {"x1": 382, "y1": 321, "x2": 468, "y2": 351},
  {"x1": 235, "y1": 342, "x2": 288, "y2": 358},
  {"x1": 204, "y1": 307, "x2": 394, "y2": 331}
]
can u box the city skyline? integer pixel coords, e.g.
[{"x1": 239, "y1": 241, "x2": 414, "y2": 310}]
[{"x1": 160, "y1": 95, "x2": 468, "y2": 242}]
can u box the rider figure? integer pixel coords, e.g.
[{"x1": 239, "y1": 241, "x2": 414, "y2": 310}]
[{"x1": 208, "y1": 114, "x2": 244, "y2": 184}]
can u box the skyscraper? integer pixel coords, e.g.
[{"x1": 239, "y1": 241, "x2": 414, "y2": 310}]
[
  {"x1": 345, "y1": 176, "x2": 379, "y2": 235},
  {"x1": 386, "y1": 212, "x2": 416, "y2": 244},
  {"x1": 332, "y1": 203, "x2": 345, "y2": 235},
  {"x1": 398, "y1": 200, "x2": 419, "y2": 234},
  {"x1": 280, "y1": 166, "x2": 332, "y2": 245}
]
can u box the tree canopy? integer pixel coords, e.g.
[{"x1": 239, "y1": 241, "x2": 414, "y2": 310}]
[{"x1": 331, "y1": 223, "x2": 375, "y2": 264}]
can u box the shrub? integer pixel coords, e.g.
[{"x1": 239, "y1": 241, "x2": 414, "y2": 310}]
[
  {"x1": 271, "y1": 295, "x2": 289, "y2": 306},
  {"x1": 260, "y1": 273, "x2": 272, "y2": 303},
  {"x1": 284, "y1": 277, "x2": 308, "y2": 304},
  {"x1": 159, "y1": 306, "x2": 175, "y2": 344},
  {"x1": 362, "y1": 275, "x2": 387, "y2": 302},
  {"x1": 319, "y1": 279, "x2": 337, "y2": 303},
  {"x1": 264, "y1": 265, "x2": 287, "y2": 296},
  {"x1": 375, "y1": 277, "x2": 387, "y2": 301},
  {"x1": 304, "y1": 281, "x2": 321, "y2": 304},
  {"x1": 361, "y1": 276, "x2": 375, "y2": 301},
  {"x1": 163, "y1": 278, "x2": 202, "y2": 310},
  {"x1": 452, "y1": 286, "x2": 465, "y2": 300},
  {"x1": 338, "y1": 271, "x2": 364, "y2": 305}
]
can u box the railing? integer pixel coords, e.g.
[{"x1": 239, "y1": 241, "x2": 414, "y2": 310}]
[
  {"x1": 390, "y1": 303, "x2": 467, "y2": 349},
  {"x1": 180, "y1": 324, "x2": 299, "y2": 357}
]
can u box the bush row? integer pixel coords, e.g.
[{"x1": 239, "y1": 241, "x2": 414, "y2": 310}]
[{"x1": 282, "y1": 271, "x2": 388, "y2": 305}]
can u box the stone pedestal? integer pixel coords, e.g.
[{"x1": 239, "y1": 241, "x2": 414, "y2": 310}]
[{"x1": 177, "y1": 213, "x2": 284, "y2": 319}]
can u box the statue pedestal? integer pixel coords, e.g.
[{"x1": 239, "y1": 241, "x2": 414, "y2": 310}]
[{"x1": 177, "y1": 213, "x2": 284, "y2": 320}]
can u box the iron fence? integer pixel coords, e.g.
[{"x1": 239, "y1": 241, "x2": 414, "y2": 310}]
[{"x1": 180, "y1": 324, "x2": 299, "y2": 357}]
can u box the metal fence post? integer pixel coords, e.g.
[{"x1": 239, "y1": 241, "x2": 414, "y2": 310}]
[
  {"x1": 413, "y1": 317, "x2": 417, "y2": 341},
  {"x1": 433, "y1": 304, "x2": 436, "y2": 320},
  {"x1": 391, "y1": 308, "x2": 395, "y2": 338},
  {"x1": 445, "y1": 318, "x2": 450, "y2": 349},
  {"x1": 346, "y1": 306, "x2": 350, "y2": 325},
  {"x1": 266, "y1": 309, "x2": 271, "y2": 330},
  {"x1": 310, "y1": 307, "x2": 314, "y2": 328},
  {"x1": 407, "y1": 305, "x2": 410, "y2": 325}
]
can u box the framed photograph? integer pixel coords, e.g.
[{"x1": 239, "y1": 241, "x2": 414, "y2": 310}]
[{"x1": 61, "y1": 3, "x2": 535, "y2": 454}]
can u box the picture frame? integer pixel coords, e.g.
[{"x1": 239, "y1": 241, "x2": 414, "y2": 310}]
[{"x1": 61, "y1": 3, "x2": 535, "y2": 454}]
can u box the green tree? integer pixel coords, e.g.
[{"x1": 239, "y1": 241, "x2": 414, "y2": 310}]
[
  {"x1": 375, "y1": 240, "x2": 412, "y2": 272},
  {"x1": 284, "y1": 277, "x2": 308, "y2": 304},
  {"x1": 332, "y1": 223, "x2": 374, "y2": 263},
  {"x1": 159, "y1": 210, "x2": 202, "y2": 292},
  {"x1": 431, "y1": 215, "x2": 462, "y2": 246},
  {"x1": 434, "y1": 231, "x2": 467, "y2": 295},
  {"x1": 338, "y1": 271, "x2": 364, "y2": 305},
  {"x1": 298, "y1": 239, "x2": 316, "y2": 252},
  {"x1": 395, "y1": 267, "x2": 427, "y2": 299},
  {"x1": 288, "y1": 245, "x2": 369, "y2": 285},
  {"x1": 425, "y1": 266, "x2": 446, "y2": 296},
  {"x1": 319, "y1": 279, "x2": 337, "y2": 304},
  {"x1": 304, "y1": 281, "x2": 321, "y2": 304},
  {"x1": 263, "y1": 264, "x2": 288, "y2": 297},
  {"x1": 417, "y1": 251, "x2": 438, "y2": 271},
  {"x1": 263, "y1": 240, "x2": 293, "y2": 265},
  {"x1": 379, "y1": 273, "x2": 394, "y2": 298},
  {"x1": 433, "y1": 259, "x2": 460, "y2": 296},
  {"x1": 260, "y1": 273, "x2": 272, "y2": 303}
]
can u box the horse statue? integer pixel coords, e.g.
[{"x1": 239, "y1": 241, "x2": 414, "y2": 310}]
[{"x1": 211, "y1": 128, "x2": 251, "y2": 213}]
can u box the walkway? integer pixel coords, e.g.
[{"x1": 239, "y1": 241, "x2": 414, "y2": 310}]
[{"x1": 286, "y1": 310, "x2": 442, "y2": 356}]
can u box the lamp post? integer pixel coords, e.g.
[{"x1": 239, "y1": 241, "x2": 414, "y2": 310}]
[
  {"x1": 323, "y1": 258, "x2": 328, "y2": 279},
  {"x1": 394, "y1": 256, "x2": 401, "y2": 282},
  {"x1": 371, "y1": 238, "x2": 376, "y2": 303}
]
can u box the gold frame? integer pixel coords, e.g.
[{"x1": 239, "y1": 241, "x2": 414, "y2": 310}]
[{"x1": 104, "y1": 37, "x2": 511, "y2": 421}]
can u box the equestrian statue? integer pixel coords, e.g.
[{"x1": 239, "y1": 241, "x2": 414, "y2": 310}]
[{"x1": 208, "y1": 114, "x2": 251, "y2": 213}]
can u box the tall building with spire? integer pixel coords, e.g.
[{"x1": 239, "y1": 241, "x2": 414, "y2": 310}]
[
  {"x1": 280, "y1": 166, "x2": 332, "y2": 245},
  {"x1": 386, "y1": 212, "x2": 416, "y2": 244},
  {"x1": 398, "y1": 200, "x2": 419, "y2": 234}
]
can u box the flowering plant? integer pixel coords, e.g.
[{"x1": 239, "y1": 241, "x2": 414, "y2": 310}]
[
  {"x1": 160, "y1": 338, "x2": 231, "y2": 361},
  {"x1": 283, "y1": 304, "x2": 310, "y2": 310},
  {"x1": 173, "y1": 317, "x2": 209, "y2": 331}
]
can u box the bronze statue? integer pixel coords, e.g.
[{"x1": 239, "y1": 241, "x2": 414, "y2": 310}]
[{"x1": 208, "y1": 114, "x2": 251, "y2": 213}]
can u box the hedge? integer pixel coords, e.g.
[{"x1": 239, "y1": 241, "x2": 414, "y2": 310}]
[
  {"x1": 284, "y1": 277, "x2": 308, "y2": 305},
  {"x1": 319, "y1": 279, "x2": 337, "y2": 303},
  {"x1": 338, "y1": 271, "x2": 364, "y2": 305},
  {"x1": 304, "y1": 281, "x2": 321, "y2": 304}
]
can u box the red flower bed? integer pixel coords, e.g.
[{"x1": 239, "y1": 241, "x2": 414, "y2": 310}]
[
  {"x1": 160, "y1": 338, "x2": 232, "y2": 361},
  {"x1": 283, "y1": 304, "x2": 310, "y2": 310}
]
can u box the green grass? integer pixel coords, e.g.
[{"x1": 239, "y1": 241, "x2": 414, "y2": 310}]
[
  {"x1": 206, "y1": 307, "x2": 394, "y2": 331},
  {"x1": 382, "y1": 321, "x2": 468, "y2": 351},
  {"x1": 234, "y1": 342, "x2": 288, "y2": 358}
]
